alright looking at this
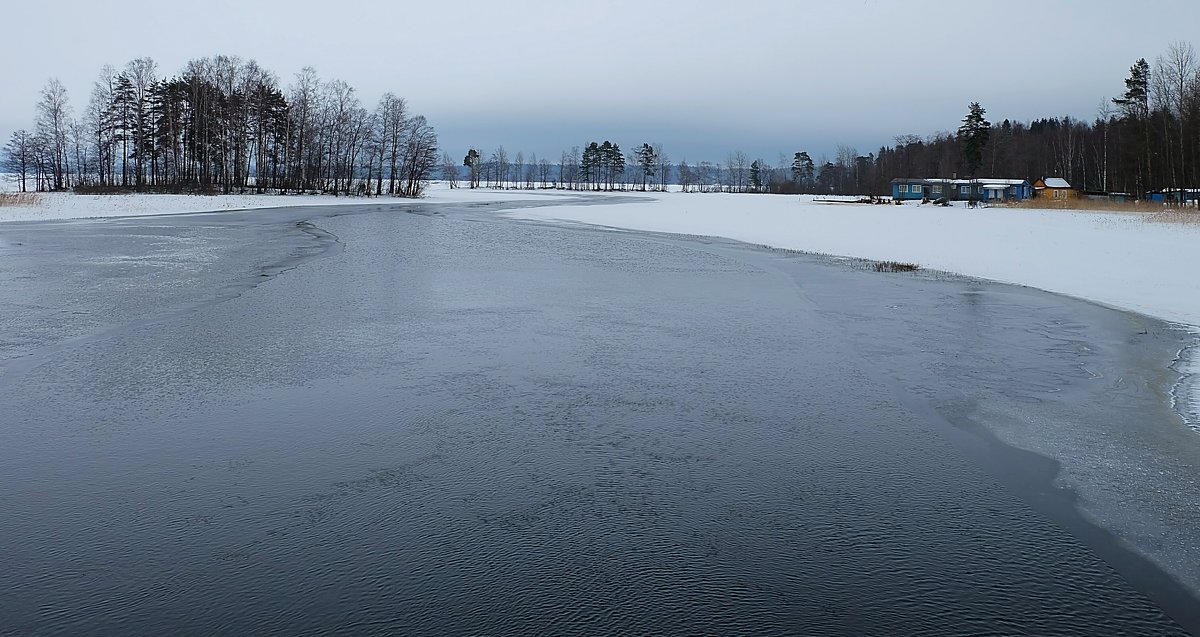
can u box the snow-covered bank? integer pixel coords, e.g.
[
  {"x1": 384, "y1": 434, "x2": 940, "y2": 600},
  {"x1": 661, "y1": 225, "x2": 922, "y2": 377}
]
[
  {"x1": 506, "y1": 192, "x2": 1200, "y2": 330},
  {"x1": 0, "y1": 184, "x2": 578, "y2": 224},
  {"x1": 0, "y1": 192, "x2": 397, "y2": 223}
]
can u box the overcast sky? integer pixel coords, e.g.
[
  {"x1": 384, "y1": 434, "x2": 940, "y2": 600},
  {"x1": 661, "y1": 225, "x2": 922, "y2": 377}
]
[{"x1": 4, "y1": 0, "x2": 1200, "y2": 163}]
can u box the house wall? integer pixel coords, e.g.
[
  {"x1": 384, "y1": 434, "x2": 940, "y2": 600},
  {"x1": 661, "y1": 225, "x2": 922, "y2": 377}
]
[
  {"x1": 893, "y1": 179, "x2": 1032, "y2": 201},
  {"x1": 892, "y1": 182, "x2": 926, "y2": 200},
  {"x1": 1038, "y1": 187, "x2": 1075, "y2": 200}
]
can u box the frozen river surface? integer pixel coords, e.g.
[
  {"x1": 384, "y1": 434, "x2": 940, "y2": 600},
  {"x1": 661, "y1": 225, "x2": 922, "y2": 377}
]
[{"x1": 1, "y1": 199, "x2": 1198, "y2": 635}]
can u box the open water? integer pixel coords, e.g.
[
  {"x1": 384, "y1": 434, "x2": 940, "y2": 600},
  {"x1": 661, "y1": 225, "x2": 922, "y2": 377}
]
[{"x1": 1, "y1": 198, "x2": 1198, "y2": 635}]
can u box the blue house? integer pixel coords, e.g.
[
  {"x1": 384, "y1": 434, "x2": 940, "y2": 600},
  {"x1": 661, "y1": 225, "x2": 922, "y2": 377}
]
[
  {"x1": 977, "y1": 179, "x2": 1034, "y2": 201},
  {"x1": 891, "y1": 178, "x2": 1032, "y2": 202},
  {"x1": 891, "y1": 178, "x2": 953, "y2": 201}
]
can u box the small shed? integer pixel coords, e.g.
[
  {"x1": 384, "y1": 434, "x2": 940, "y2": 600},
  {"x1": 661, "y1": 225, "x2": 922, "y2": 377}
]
[
  {"x1": 977, "y1": 179, "x2": 1033, "y2": 200},
  {"x1": 1034, "y1": 177, "x2": 1075, "y2": 201}
]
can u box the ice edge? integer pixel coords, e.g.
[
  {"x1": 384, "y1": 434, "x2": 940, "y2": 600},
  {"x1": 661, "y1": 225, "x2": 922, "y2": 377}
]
[{"x1": 1168, "y1": 328, "x2": 1200, "y2": 435}]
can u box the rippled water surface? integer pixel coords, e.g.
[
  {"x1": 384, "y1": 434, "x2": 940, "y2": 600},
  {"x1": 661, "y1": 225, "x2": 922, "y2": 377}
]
[{"x1": 1, "y1": 201, "x2": 1198, "y2": 635}]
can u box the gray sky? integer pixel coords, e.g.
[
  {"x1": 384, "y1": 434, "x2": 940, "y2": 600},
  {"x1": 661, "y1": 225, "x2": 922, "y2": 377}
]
[{"x1": 4, "y1": 0, "x2": 1200, "y2": 163}]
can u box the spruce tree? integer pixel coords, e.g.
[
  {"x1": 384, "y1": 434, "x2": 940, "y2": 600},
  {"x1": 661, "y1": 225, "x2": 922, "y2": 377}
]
[{"x1": 956, "y1": 102, "x2": 991, "y2": 175}]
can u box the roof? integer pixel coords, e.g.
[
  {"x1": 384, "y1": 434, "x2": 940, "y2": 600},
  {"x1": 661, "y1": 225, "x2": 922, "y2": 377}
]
[
  {"x1": 1041, "y1": 177, "x2": 1071, "y2": 188},
  {"x1": 975, "y1": 179, "x2": 1030, "y2": 186},
  {"x1": 892, "y1": 178, "x2": 1028, "y2": 185}
]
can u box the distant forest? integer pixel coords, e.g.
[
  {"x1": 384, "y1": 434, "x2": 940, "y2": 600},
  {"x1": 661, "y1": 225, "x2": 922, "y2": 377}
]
[
  {"x1": 459, "y1": 41, "x2": 1200, "y2": 199},
  {"x1": 1, "y1": 56, "x2": 440, "y2": 196},
  {"x1": 7, "y1": 42, "x2": 1200, "y2": 200}
]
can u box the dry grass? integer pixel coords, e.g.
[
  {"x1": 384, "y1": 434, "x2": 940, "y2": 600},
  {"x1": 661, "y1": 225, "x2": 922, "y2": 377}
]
[
  {"x1": 1003, "y1": 197, "x2": 1200, "y2": 224},
  {"x1": 1144, "y1": 208, "x2": 1200, "y2": 224},
  {"x1": 0, "y1": 193, "x2": 39, "y2": 207},
  {"x1": 1008, "y1": 198, "x2": 1160, "y2": 213},
  {"x1": 873, "y1": 261, "x2": 920, "y2": 273}
]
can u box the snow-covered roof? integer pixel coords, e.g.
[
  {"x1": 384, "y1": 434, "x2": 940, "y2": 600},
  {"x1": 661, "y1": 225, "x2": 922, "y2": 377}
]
[
  {"x1": 976, "y1": 179, "x2": 1029, "y2": 186},
  {"x1": 893, "y1": 178, "x2": 1028, "y2": 185},
  {"x1": 1041, "y1": 177, "x2": 1071, "y2": 188},
  {"x1": 980, "y1": 184, "x2": 1009, "y2": 190}
]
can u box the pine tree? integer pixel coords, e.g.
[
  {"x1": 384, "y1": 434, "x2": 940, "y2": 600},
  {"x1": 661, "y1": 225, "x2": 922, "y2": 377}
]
[
  {"x1": 957, "y1": 102, "x2": 991, "y2": 175},
  {"x1": 791, "y1": 152, "x2": 814, "y2": 191},
  {"x1": 636, "y1": 143, "x2": 656, "y2": 190},
  {"x1": 463, "y1": 148, "x2": 481, "y2": 188},
  {"x1": 1113, "y1": 59, "x2": 1152, "y2": 191}
]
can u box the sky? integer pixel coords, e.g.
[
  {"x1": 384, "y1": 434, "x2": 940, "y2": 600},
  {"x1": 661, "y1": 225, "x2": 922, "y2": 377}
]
[{"x1": 4, "y1": 0, "x2": 1200, "y2": 164}]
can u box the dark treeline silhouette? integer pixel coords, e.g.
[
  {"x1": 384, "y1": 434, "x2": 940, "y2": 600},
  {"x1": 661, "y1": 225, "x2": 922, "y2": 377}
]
[
  {"x1": 454, "y1": 42, "x2": 1200, "y2": 200},
  {"x1": 2, "y1": 55, "x2": 439, "y2": 197}
]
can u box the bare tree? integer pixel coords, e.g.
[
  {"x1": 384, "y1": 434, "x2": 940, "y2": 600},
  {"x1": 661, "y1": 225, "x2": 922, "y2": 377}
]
[
  {"x1": 727, "y1": 151, "x2": 748, "y2": 192},
  {"x1": 1156, "y1": 42, "x2": 1197, "y2": 189},
  {"x1": 654, "y1": 143, "x2": 670, "y2": 191},
  {"x1": 35, "y1": 79, "x2": 72, "y2": 190},
  {"x1": 677, "y1": 158, "x2": 693, "y2": 192},
  {"x1": 372, "y1": 93, "x2": 408, "y2": 195},
  {"x1": 525, "y1": 152, "x2": 537, "y2": 188},
  {"x1": 288, "y1": 66, "x2": 322, "y2": 192},
  {"x1": 440, "y1": 152, "x2": 459, "y2": 188},
  {"x1": 492, "y1": 146, "x2": 509, "y2": 189},
  {"x1": 399, "y1": 115, "x2": 438, "y2": 197},
  {"x1": 2, "y1": 130, "x2": 36, "y2": 192}
]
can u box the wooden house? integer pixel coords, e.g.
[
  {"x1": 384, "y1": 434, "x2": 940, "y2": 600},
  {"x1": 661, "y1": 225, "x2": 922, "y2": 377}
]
[{"x1": 1034, "y1": 177, "x2": 1075, "y2": 201}]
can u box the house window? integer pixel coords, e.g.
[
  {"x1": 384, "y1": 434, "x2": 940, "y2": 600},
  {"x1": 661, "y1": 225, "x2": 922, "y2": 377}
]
[
  {"x1": 932, "y1": 185, "x2": 942, "y2": 194},
  {"x1": 899, "y1": 184, "x2": 908, "y2": 193},
  {"x1": 961, "y1": 186, "x2": 970, "y2": 195}
]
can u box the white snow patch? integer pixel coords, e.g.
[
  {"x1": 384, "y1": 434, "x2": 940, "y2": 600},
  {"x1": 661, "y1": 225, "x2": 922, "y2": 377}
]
[
  {"x1": 0, "y1": 191, "x2": 418, "y2": 223},
  {"x1": 0, "y1": 181, "x2": 583, "y2": 224}
]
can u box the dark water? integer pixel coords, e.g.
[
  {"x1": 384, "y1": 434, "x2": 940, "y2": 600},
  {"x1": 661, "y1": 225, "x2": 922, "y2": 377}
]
[{"x1": 1, "y1": 201, "x2": 1198, "y2": 635}]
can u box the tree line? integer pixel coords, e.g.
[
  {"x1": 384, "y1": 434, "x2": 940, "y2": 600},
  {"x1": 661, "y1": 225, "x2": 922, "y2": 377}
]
[
  {"x1": 454, "y1": 139, "x2": 847, "y2": 195},
  {"x1": 452, "y1": 41, "x2": 1200, "y2": 200},
  {"x1": 2, "y1": 56, "x2": 439, "y2": 197}
]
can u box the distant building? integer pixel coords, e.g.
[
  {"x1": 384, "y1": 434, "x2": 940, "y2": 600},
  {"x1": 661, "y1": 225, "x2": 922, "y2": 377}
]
[
  {"x1": 891, "y1": 178, "x2": 1033, "y2": 202},
  {"x1": 1145, "y1": 188, "x2": 1200, "y2": 204},
  {"x1": 1034, "y1": 177, "x2": 1075, "y2": 201}
]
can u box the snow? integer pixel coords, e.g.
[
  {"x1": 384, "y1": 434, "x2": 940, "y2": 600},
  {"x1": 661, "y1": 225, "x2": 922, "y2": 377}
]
[
  {"x1": 0, "y1": 183, "x2": 577, "y2": 224},
  {"x1": 1042, "y1": 177, "x2": 1071, "y2": 188},
  {"x1": 505, "y1": 192, "x2": 1200, "y2": 329},
  {"x1": 0, "y1": 192, "x2": 407, "y2": 222}
]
